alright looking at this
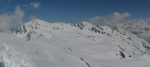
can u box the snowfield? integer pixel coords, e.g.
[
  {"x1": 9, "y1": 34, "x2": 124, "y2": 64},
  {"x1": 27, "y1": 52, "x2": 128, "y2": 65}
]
[{"x1": 0, "y1": 19, "x2": 150, "y2": 67}]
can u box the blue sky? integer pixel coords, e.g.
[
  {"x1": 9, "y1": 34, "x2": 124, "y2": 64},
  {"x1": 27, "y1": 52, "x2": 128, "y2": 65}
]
[{"x1": 0, "y1": 0, "x2": 150, "y2": 23}]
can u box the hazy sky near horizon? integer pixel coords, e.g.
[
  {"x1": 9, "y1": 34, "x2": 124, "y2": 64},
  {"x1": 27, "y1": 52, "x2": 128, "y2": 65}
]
[{"x1": 0, "y1": 0, "x2": 150, "y2": 23}]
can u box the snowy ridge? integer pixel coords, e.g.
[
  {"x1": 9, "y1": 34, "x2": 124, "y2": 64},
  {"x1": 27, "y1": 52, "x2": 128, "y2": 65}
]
[{"x1": 0, "y1": 19, "x2": 149, "y2": 67}]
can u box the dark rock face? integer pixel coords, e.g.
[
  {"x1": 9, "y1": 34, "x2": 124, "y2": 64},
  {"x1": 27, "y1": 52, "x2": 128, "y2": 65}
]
[{"x1": 16, "y1": 24, "x2": 27, "y2": 34}]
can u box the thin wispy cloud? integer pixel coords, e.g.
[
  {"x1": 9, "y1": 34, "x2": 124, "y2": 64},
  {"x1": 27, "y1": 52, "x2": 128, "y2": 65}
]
[{"x1": 31, "y1": 2, "x2": 40, "y2": 8}]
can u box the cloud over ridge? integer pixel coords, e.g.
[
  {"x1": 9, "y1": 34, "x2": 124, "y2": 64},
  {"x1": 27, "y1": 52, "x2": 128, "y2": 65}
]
[{"x1": 89, "y1": 12, "x2": 130, "y2": 26}]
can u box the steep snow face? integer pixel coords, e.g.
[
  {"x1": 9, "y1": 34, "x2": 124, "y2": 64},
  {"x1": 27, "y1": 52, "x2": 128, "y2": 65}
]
[{"x1": 3, "y1": 19, "x2": 149, "y2": 67}]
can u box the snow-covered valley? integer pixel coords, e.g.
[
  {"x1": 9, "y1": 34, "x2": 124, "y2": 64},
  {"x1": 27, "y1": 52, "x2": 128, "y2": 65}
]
[{"x1": 0, "y1": 19, "x2": 150, "y2": 67}]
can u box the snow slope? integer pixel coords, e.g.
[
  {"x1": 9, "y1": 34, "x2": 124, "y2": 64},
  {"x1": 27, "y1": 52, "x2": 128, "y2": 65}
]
[{"x1": 0, "y1": 19, "x2": 150, "y2": 67}]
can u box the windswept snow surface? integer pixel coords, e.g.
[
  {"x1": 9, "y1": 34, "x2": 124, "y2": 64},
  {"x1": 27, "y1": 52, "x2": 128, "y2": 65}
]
[{"x1": 0, "y1": 19, "x2": 150, "y2": 67}]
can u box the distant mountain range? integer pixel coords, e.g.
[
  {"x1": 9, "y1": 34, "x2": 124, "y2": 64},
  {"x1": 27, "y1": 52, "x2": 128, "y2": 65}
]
[{"x1": 124, "y1": 19, "x2": 150, "y2": 42}]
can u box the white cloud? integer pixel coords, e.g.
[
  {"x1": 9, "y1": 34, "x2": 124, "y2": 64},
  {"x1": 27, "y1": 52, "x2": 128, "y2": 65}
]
[
  {"x1": 0, "y1": 6, "x2": 24, "y2": 33},
  {"x1": 31, "y1": 2, "x2": 40, "y2": 8},
  {"x1": 111, "y1": 12, "x2": 130, "y2": 24},
  {"x1": 89, "y1": 12, "x2": 130, "y2": 26}
]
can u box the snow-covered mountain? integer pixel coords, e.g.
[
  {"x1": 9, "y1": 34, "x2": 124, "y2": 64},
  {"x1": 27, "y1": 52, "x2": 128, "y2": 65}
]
[
  {"x1": 124, "y1": 19, "x2": 150, "y2": 42},
  {"x1": 0, "y1": 19, "x2": 150, "y2": 67}
]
